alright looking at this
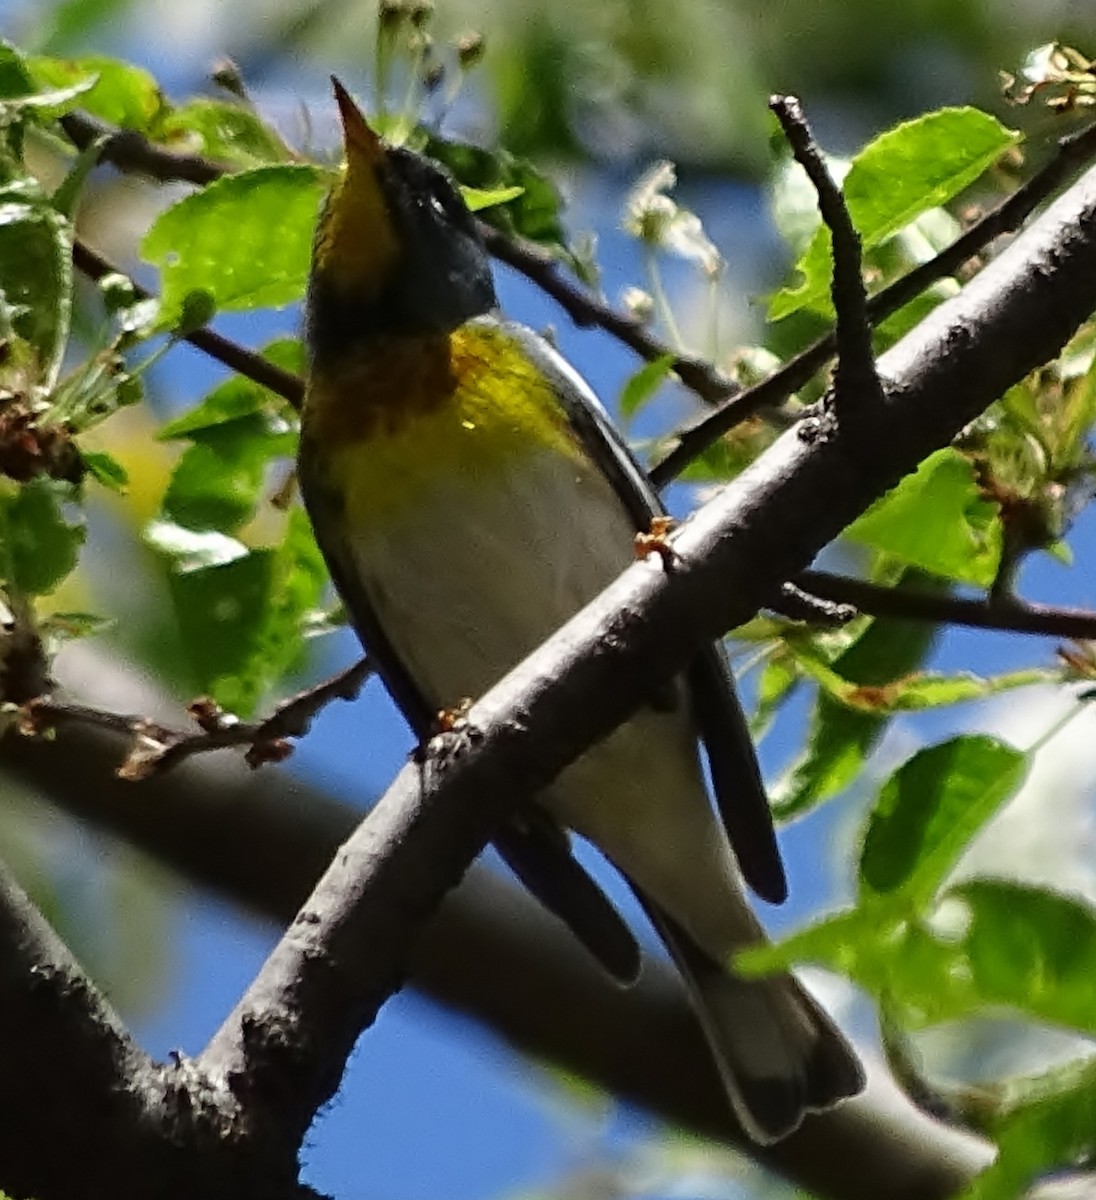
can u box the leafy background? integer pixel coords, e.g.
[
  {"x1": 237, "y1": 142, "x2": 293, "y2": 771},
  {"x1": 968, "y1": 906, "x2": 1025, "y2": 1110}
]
[{"x1": 0, "y1": 0, "x2": 1096, "y2": 1198}]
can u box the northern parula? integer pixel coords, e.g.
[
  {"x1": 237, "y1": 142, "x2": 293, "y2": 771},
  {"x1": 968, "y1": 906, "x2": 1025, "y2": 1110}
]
[{"x1": 297, "y1": 79, "x2": 863, "y2": 1142}]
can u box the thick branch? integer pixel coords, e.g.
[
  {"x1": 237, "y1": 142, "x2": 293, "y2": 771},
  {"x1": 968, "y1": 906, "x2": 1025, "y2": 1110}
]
[
  {"x1": 0, "y1": 851, "x2": 318, "y2": 1199},
  {"x1": 0, "y1": 853, "x2": 152, "y2": 1197},
  {"x1": 196, "y1": 164, "x2": 1096, "y2": 1164}
]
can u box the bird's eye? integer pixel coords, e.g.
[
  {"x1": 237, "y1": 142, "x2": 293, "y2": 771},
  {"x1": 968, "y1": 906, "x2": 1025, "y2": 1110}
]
[{"x1": 428, "y1": 192, "x2": 448, "y2": 217}]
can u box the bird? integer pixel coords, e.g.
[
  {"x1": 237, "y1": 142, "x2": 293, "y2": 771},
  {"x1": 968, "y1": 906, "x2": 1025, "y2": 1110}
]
[{"x1": 297, "y1": 77, "x2": 864, "y2": 1143}]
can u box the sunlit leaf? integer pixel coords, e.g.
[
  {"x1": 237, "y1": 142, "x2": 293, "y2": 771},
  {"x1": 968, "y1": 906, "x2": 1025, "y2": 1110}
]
[
  {"x1": 159, "y1": 97, "x2": 291, "y2": 166},
  {"x1": 619, "y1": 354, "x2": 675, "y2": 422},
  {"x1": 140, "y1": 165, "x2": 326, "y2": 327},
  {"x1": 845, "y1": 449, "x2": 1002, "y2": 587},
  {"x1": 158, "y1": 338, "x2": 303, "y2": 439},
  {"x1": 461, "y1": 184, "x2": 525, "y2": 212},
  {"x1": 143, "y1": 519, "x2": 248, "y2": 570},
  {"x1": 859, "y1": 737, "x2": 1027, "y2": 905},
  {"x1": 29, "y1": 54, "x2": 162, "y2": 129}
]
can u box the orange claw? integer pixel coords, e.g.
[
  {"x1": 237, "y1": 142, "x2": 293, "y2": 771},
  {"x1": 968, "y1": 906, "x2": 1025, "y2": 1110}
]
[
  {"x1": 635, "y1": 515, "x2": 678, "y2": 569},
  {"x1": 436, "y1": 698, "x2": 474, "y2": 733}
]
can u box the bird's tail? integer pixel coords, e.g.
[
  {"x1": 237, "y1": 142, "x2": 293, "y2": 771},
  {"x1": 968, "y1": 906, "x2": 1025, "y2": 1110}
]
[{"x1": 647, "y1": 906, "x2": 864, "y2": 1143}]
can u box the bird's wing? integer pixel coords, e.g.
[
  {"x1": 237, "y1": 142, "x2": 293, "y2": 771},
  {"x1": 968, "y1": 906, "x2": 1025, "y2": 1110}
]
[{"x1": 494, "y1": 318, "x2": 785, "y2": 903}]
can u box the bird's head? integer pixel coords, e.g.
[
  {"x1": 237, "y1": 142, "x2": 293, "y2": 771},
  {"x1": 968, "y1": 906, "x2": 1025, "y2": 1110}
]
[{"x1": 307, "y1": 78, "x2": 497, "y2": 363}]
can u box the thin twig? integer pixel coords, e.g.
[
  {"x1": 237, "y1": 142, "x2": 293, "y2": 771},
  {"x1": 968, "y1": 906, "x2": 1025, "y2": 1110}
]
[
  {"x1": 797, "y1": 570, "x2": 1096, "y2": 640},
  {"x1": 18, "y1": 657, "x2": 371, "y2": 778},
  {"x1": 769, "y1": 94, "x2": 883, "y2": 420},
  {"x1": 71, "y1": 240, "x2": 305, "y2": 409},
  {"x1": 60, "y1": 112, "x2": 224, "y2": 186}
]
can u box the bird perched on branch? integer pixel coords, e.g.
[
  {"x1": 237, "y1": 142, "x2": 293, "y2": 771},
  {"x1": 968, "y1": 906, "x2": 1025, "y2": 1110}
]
[{"x1": 298, "y1": 77, "x2": 863, "y2": 1142}]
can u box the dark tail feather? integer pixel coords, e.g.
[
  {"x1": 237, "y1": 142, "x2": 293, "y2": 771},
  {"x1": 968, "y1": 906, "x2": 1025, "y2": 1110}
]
[{"x1": 645, "y1": 903, "x2": 864, "y2": 1143}]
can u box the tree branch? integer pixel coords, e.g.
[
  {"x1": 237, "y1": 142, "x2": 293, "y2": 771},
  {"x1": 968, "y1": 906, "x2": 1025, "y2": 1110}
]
[
  {"x1": 796, "y1": 570, "x2": 1096, "y2": 640},
  {"x1": 0, "y1": 850, "x2": 325, "y2": 1200},
  {"x1": 0, "y1": 700, "x2": 981, "y2": 1200},
  {"x1": 18, "y1": 657, "x2": 371, "y2": 777}
]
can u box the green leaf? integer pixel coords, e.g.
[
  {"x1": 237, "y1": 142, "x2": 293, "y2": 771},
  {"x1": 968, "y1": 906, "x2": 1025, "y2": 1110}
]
[
  {"x1": 167, "y1": 545, "x2": 276, "y2": 713},
  {"x1": 619, "y1": 354, "x2": 675, "y2": 422},
  {"x1": 140, "y1": 165, "x2": 326, "y2": 327},
  {"x1": 740, "y1": 881, "x2": 1096, "y2": 1039},
  {"x1": 29, "y1": 54, "x2": 162, "y2": 129},
  {"x1": 423, "y1": 135, "x2": 569, "y2": 250},
  {"x1": 161, "y1": 413, "x2": 295, "y2": 534},
  {"x1": 164, "y1": 507, "x2": 326, "y2": 715},
  {"x1": 791, "y1": 647, "x2": 1055, "y2": 713},
  {"x1": 772, "y1": 576, "x2": 941, "y2": 819},
  {"x1": 0, "y1": 42, "x2": 35, "y2": 101},
  {"x1": 770, "y1": 108, "x2": 1019, "y2": 320},
  {"x1": 943, "y1": 881, "x2": 1096, "y2": 1036},
  {"x1": 0, "y1": 42, "x2": 98, "y2": 115},
  {"x1": 143, "y1": 520, "x2": 249, "y2": 570},
  {"x1": 81, "y1": 449, "x2": 128, "y2": 491},
  {"x1": 50, "y1": 135, "x2": 107, "y2": 217},
  {"x1": 158, "y1": 98, "x2": 291, "y2": 167},
  {"x1": 845, "y1": 449, "x2": 1002, "y2": 587},
  {"x1": 0, "y1": 477, "x2": 84, "y2": 595},
  {"x1": 749, "y1": 650, "x2": 799, "y2": 740},
  {"x1": 461, "y1": 184, "x2": 525, "y2": 212},
  {"x1": 0, "y1": 199, "x2": 72, "y2": 386},
  {"x1": 158, "y1": 338, "x2": 303, "y2": 439},
  {"x1": 859, "y1": 736, "x2": 1027, "y2": 906}
]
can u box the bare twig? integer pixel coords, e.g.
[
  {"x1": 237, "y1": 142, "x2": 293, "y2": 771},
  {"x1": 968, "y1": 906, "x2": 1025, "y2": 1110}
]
[
  {"x1": 771, "y1": 95, "x2": 883, "y2": 421},
  {"x1": 60, "y1": 112, "x2": 224, "y2": 186},
  {"x1": 797, "y1": 570, "x2": 1096, "y2": 640},
  {"x1": 19, "y1": 657, "x2": 371, "y2": 778}
]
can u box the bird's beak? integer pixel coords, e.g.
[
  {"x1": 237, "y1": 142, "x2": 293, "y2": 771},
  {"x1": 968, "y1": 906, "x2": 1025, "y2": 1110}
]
[{"x1": 331, "y1": 76, "x2": 385, "y2": 168}]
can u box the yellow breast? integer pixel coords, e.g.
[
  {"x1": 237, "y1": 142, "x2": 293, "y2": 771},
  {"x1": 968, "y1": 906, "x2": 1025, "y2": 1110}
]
[{"x1": 303, "y1": 320, "x2": 585, "y2": 525}]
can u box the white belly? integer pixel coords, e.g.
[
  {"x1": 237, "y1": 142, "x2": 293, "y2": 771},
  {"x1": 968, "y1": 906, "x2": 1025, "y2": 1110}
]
[{"x1": 347, "y1": 444, "x2": 744, "y2": 957}]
